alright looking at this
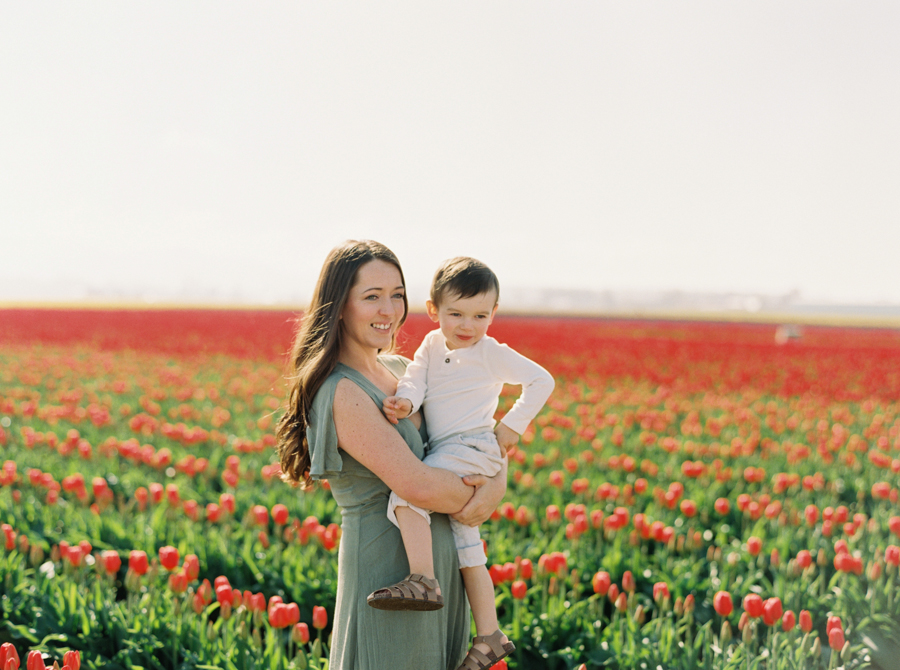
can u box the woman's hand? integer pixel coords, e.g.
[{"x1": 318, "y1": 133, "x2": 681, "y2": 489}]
[{"x1": 452, "y1": 459, "x2": 508, "y2": 527}]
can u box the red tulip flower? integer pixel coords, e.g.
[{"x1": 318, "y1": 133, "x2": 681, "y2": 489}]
[
  {"x1": 272, "y1": 504, "x2": 289, "y2": 525},
  {"x1": 592, "y1": 571, "x2": 611, "y2": 596},
  {"x1": 782, "y1": 610, "x2": 796, "y2": 632},
  {"x1": 128, "y1": 550, "x2": 149, "y2": 576},
  {"x1": 886, "y1": 545, "x2": 900, "y2": 567},
  {"x1": 101, "y1": 550, "x2": 121, "y2": 575},
  {"x1": 63, "y1": 651, "x2": 80, "y2": 670},
  {"x1": 216, "y1": 584, "x2": 234, "y2": 606},
  {"x1": 713, "y1": 591, "x2": 733, "y2": 617},
  {"x1": 622, "y1": 571, "x2": 635, "y2": 593},
  {"x1": 159, "y1": 546, "x2": 179, "y2": 571},
  {"x1": 269, "y1": 603, "x2": 290, "y2": 629},
  {"x1": 799, "y1": 610, "x2": 813, "y2": 633},
  {"x1": 286, "y1": 602, "x2": 300, "y2": 626},
  {"x1": 890, "y1": 516, "x2": 900, "y2": 537},
  {"x1": 742, "y1": 594, "x2": 764, "y2": 618},
  {"x1": 26, "y1": 651, "x2": 45, "y2": 670},
  {"x1": 292, "y1": 622, "x2": 310, "y2": 644},
  {"x1": 714, "y1": 498, "x2": 730, "y2": 515},
  {"x1": 746, "y1": 537, "x2": 762, "y2": 556},
  {"x1": 762, "y1": 597, "x2": 782, "y2": 626},
  {"x1": 511, "y1": 580, "x2": 527, "y2": 600},
  {"x1": 679, "y1": 499, "x2": 697, "y2": 518},
  {"x1": 829, "y1": 628, "x2": 845, "y2": 651},
  {"x1": 183, "y1": 554, "x2": 200, "y2": 581},
  {"x1": 313, "y1": 605, "x2": 328, "y2": 629},
  {"x1": 653, "y1": 582, "x2": 669, "y2": 602},
  {"x1": 796, "y1": 550, "x2": 812, "y2": 569},
  {"x1": 518, "y1": 558, "x2": 533, "y2": 579},
  {"x1": 252, "y1": 505, "x2": 269, "y2": 526},
  {"x1": 1, "y1": 643, "x2": 20, "y2": 670}
]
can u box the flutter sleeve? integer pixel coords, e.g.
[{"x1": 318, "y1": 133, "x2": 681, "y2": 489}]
[{"x1": 307, "y1": 373, "x2": 344, "y2": 479}]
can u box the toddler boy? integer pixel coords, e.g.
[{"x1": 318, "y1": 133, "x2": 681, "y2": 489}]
[{"x1": 367, "y1": 256, "x2": 554, "y2": 670}]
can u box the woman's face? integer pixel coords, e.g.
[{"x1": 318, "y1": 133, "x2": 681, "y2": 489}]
[{"x1": 340, "y1": 259, "x2": 406, "y2": 354}]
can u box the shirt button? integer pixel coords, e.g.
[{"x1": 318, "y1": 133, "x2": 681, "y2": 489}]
[{"x1": 445, "y1": 358, "x2": 450, "y2": 363}]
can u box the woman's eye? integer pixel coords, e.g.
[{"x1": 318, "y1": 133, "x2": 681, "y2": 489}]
[{"x1": 392, "y1": 293, "x2": 405, "y2": 300}]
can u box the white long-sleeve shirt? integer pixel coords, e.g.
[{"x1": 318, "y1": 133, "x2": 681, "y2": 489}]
[{"x1": 396, "y1": 329, "x2": 555, "y2": 445}]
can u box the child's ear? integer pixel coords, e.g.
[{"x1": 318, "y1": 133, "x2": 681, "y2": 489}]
[
  {"x1": 425, "y1": 300, "x2": 440, "y2": 323},
  {"x1": 489, "y1": 304, "x2": 499, "y2": 322}
]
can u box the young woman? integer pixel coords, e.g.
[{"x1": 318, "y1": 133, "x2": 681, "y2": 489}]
[{"x1": 276, "y1": 240, "x2": 508, "y2": 670}]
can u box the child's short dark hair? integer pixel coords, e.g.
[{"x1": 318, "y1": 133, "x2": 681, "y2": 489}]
[{"x1": 430, "y1": 257, "x2": 500, "y2": 306}]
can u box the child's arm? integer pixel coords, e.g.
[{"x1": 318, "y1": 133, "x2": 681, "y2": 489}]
[
  {"x1": 382, "y1": 331, "x2": 434, "y2": 422},
  {"x1": 486, "y1": 339, "x2": 555, "y2": 440}
]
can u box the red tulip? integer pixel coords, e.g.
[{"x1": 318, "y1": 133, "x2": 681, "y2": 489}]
[
  {"x1": 26, "y1": 651, "x2": 45, "y2": 670},
  {"x1": 101, "y1": 550, "x2": 121, "y2": 575},
  {"x1": 269, "y1": 603, "x2": 290, "y2": 629},
  {"x1": 63, "y1": 651, "x2": 80, "y2": 670},
  {"x1": 511, "y1": 580, "x2": 527, "y2": 600},
  {"x1": 746, "y1": 537, "x2": 762, "y2": 556},
  {"x1": 313, "y1": 605, "x2": 328, "y2": 629},
  {"x1": 828, "y1": 628, "x2": 845, "y2": 651},
  {"x1": 713, "y1": 591, "x2": 733, "y2": 616},
  {"x1": 886, "y1": 545, "x2": 900, "y2": 567},
  {"x1": 169, "y1": 571, "x2": 189, "y2": 594},
  {"x1": 216, "y1": 584, "x2": 234, "y2": 606},
  {"x1": 714, "y1": 498, "x2": 730, "y2": 515},
  {"x1": 545, "y1": 505, "x2": 561, "y2": 523},
  {"x1": 1, "y1": 644, "x2": 20, "y2": 670},
  {"x1": 799, "y1": 610, "x2": 813, "y2": 633},
  {"x1": 782, "y1": 610, "x2": 796, "y2": 632},
  {"x1": 252, "y1": 505, "x2": 269, "y2": 526},
  {"x1": 592, "y1": 571, "x2": 611, "y2": 596},
  {"x1": 285, "y1": 602, "x2": 300, "y2": 625},
  {"x1": 653, "y1": 582, "x2": 669, "y2": 602},
  {"x1": 742, "y1": 594, "x2": 763, "y2": 618},
  {"x1": 796, "y1": 550, "x2": 812, "y2": 569},
  {"x1": 762, "y1": 597, "x2": 782, "y2": 626},
  {"x1": 518, "y1": 558, "x2": 533, "y2": 579},
  {"x1": 622, "y1": 570, "x2": 635, "y2": 593},
  {"x1": 128, "y1": 550, "x2": 149, "y2": 576},
  {"x1": 272, "y1": 504, "x2": 289, "y2": 525},
  {"x1": 292, "y1": 622, "x2": 310, "y2": 644},
  {"x1": 890, "y1": 516, "x2": 900, "y2": 537},
  {"x1": 615, "y1": 592, "x2": 628, "y2": 612},
  {"x1": 679, "y1": 499, "x2": 697, "y2": 517},
  {"x1": 183, "y1": 554, "x2": 200, "y2": 581},
  {"x1": 159, "y1": 546, "x2": 179, "y2": 571}
]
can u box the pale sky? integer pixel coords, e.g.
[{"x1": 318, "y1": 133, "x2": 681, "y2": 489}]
[{"x1": 2, "y1": 2, "x2": 899, "y2": 307}]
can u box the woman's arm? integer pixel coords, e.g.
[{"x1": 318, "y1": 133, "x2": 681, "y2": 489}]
[
  {"x1": 452, "y1": 457, "x2": 507, "y2": 527},
  {"x1": 332, "y1": 378, "x2": 474, "y2": 513}
]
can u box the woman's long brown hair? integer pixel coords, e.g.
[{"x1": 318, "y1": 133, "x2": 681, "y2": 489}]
[{"x1": 276, "y1": 240, "x2": 408, "y2": 487}]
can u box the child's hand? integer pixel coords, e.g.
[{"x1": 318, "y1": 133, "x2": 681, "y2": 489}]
[
  {"x1": 494, "y1": 422, "x2": 520, "y2": 456},
  {"x1": 382, "y1": 396, "x2": 413, "y2": 424}
]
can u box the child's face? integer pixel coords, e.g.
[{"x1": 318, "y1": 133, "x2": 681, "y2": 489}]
[{"x1": 426, "y1": 290, "x2": 498, "y2": 351}]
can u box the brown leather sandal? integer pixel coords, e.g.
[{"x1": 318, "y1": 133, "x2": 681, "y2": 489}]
[
  {"x1": 456, "y1": 629, "x2": 515, "y2": 670},
  {"x1": 366, "y1": 573, "x2": 444, "y2": 611}
]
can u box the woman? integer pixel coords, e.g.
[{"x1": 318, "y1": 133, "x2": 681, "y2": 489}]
[{"x1": 276, "y1": 240, "x2": 508, "y2": 670}]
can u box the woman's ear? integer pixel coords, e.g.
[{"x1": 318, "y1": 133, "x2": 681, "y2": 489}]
[{"x1": 425, "y1": 300, "x2": 440, "y2": 323}]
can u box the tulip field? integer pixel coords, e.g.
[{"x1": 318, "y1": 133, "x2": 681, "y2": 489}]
[{"x1": 1, "y1": 307, "x2": 900, "y2": 670}]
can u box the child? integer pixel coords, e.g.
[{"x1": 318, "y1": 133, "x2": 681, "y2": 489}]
[{"x1": 367, "y1": 256, "x2": 554, "y2": 670}]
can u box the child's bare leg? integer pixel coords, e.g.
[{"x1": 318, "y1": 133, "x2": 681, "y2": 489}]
[
  {"x1": 461, "y1": 565, "x2": 509, "y2": 653},
  {"x1": 395, "y1": 506, "x2": 440, "y2": 596}
]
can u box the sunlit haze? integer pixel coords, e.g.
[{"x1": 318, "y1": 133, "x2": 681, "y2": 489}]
[{"x1": 2, "y1": 3, "x2": 898, "y2": 310}]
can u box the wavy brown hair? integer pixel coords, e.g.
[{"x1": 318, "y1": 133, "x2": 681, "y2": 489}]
[{"x1": 276, "y1": 240, "x2": 408, "y2": 487}]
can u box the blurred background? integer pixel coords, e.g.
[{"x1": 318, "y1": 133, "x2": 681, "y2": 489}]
[{"x1": 2, "y1": 2, "x2": 898, "y2": 318}]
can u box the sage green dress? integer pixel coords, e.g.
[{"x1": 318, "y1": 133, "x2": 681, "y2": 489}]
[{"x1": 307, "y1": 355, "x2": 470, "y2": 670}]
